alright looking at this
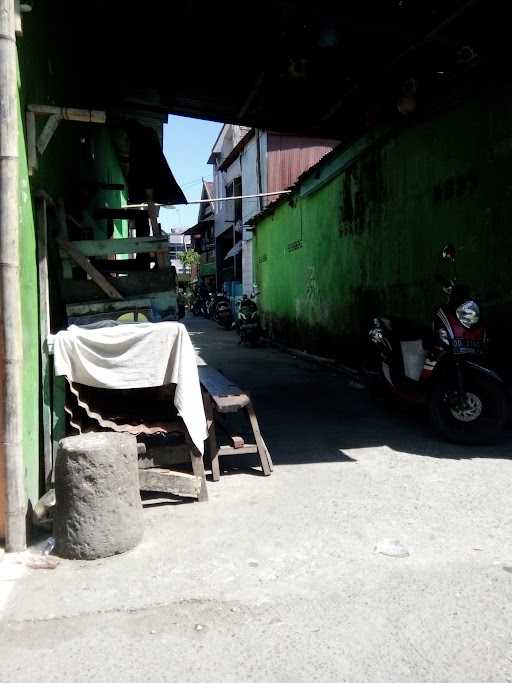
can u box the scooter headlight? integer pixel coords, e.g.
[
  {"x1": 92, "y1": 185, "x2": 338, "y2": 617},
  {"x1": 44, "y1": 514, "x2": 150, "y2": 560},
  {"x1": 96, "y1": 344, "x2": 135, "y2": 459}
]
[{"x1": 456, "y1": 300, "x2": 480, "y2": 328}]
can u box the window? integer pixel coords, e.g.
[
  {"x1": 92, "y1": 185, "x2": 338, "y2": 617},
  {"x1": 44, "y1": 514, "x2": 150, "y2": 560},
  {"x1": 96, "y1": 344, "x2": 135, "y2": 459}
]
[{"x1": 225, "y1": 176, "x2": 242, "y2": 223}]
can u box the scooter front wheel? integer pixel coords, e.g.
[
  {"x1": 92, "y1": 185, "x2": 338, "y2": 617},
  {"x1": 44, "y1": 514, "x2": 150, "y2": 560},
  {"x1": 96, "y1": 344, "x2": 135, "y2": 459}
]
[{"x1": 429, "y1": 372, "x2": 507, "y2": 445}]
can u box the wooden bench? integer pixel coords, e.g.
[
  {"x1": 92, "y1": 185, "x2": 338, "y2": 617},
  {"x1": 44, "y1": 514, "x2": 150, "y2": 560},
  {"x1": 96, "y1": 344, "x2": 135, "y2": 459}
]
[{"x1": 199, "y1": 366, "x2": 273, "y2": 480}]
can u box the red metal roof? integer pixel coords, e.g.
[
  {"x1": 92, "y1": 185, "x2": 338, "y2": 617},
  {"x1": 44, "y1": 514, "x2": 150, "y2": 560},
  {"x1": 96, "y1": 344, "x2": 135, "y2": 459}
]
[{"x1": 266, "y1": 134, "x2": 339, "y2": 196}]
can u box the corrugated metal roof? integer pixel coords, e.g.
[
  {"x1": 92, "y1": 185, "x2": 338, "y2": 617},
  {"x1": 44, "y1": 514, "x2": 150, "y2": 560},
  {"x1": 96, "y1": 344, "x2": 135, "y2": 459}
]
[
  {"x1": 65, "y1": 382, "x2": 188, "y2": 437},
  {"x1": 266, "y1": 134, "x2": 338, "y2": 196}
]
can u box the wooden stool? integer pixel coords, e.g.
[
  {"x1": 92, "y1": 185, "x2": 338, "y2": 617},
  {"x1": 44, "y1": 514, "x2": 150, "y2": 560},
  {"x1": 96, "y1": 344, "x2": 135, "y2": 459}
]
[{"x1": 199, "y1": 366, "x2": 273, "y2": 481}]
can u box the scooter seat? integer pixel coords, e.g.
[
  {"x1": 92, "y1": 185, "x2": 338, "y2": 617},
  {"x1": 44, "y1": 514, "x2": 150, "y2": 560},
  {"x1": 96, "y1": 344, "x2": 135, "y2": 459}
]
[{"x1": 388, "y1": 317, "x2": 431, "y2": 346}]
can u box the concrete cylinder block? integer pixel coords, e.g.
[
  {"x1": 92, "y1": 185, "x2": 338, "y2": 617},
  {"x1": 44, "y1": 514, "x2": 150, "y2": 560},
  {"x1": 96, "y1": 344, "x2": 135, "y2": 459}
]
[{"x1": 54, "y1": 432, "x2": 143, "y2": 560}]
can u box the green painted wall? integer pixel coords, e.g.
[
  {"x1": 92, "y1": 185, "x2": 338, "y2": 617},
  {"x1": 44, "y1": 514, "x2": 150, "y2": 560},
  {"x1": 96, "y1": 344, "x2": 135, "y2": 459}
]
[
  {"x1": 17, "y1": 52, "x2": 39, "y2": 508},
  {"x1": 255, "y1": 90, "x2": 512, "y2": 360}
]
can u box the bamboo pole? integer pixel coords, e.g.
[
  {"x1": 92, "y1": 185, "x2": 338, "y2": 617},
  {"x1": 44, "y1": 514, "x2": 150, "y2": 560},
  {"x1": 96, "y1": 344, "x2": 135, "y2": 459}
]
[{"x1": 0, "y1": 0, "x2": 26, "y2": 551}]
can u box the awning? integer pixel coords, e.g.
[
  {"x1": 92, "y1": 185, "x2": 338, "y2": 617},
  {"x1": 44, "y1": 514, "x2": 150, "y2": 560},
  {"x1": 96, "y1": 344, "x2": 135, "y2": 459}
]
[
  {"x1": 224, "y1": 240, "x2": 243, "y2": 260},
  {"x1": 182, "y1": 219, "x2": 213, "y2": 236},
  {"x1": 120, "y1": 120, "x2": 187, "y2": 206}
]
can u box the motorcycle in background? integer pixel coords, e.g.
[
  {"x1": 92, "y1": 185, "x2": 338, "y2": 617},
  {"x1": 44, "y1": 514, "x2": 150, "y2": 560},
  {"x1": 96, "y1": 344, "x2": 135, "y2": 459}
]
[
  {"x1": 237, "y1": 295, "x2": 260, "y2": 345},
  {"x1": 213, "y1": 292, "x2": 233, "y2": 330},
  {"x1": 366, "y1": 244, "x2": 508, "y2": 444}
]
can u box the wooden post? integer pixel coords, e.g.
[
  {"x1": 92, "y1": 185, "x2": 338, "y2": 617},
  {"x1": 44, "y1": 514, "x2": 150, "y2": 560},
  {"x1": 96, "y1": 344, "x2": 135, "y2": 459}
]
[
  {"x1": 204, "y1": 393, "x2": 220, "y2": 481},
  {"x1": 36, "y1": 197, "x2": 53, "y2": 488},
  {"x1": 186, "y1": 436, "x2": 208, "y2": 502},
  {"x1": 245, "y1": 401, "x2": 272, "y2": 475},
  {"x1": 52, "y1": 374, "x2": 66, "y2": 478},
  {"x1": 146, "y1": 189, "x2": 168, "y2": 270},
  {"x1": 26, "y1": 110, "x2": 37, "y2": 175},
  {"x1": 0, "y1": 0, "x2": 26, "y2": 551}
]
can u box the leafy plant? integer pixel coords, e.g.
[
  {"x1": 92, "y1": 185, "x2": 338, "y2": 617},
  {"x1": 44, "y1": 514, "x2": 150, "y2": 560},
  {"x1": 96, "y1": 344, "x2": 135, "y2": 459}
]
[{"x1": 179, "y1": 250, "x2": 201, "y2": 270}]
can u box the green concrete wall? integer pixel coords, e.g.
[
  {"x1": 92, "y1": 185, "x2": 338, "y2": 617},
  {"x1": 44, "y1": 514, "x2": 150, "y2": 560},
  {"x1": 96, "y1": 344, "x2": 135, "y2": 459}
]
[
  {"x1": 254, "y1": 90, "x2": 512, "y2": 360},
  {"x1": 17, "y1": 53, "x2": 39, "y2": 508}
]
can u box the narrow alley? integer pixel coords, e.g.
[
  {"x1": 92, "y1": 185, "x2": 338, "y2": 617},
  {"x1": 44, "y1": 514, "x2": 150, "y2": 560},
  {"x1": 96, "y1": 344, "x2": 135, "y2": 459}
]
[{"x1": 1, "y1": 316, "x2": 511, "y2": 682}]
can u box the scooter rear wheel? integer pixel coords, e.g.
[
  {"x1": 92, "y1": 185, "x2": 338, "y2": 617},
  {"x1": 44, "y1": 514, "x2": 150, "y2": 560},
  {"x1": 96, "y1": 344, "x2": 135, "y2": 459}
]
[{"x1": 429, "y1": 371, "x2": 507, "y2": 445}]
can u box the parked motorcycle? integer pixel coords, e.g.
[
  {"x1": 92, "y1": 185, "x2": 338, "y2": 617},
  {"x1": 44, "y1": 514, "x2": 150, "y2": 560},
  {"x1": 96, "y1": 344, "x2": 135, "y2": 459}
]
[
  {"x1": 192, "y1": 297, "x2": 203, "y2": 316},
  {"x1": 213, "y1": 292, "x2": 233, "y2": 330},
  {"x1": 237, "y1": 295, "x2": 260, "y2": 345},
  {"x1": 205, "y1": 292, "x2": 217, "y2": 319},
  {"x1": 366, "y1": 244, "x2": 507, "y2": 444}
]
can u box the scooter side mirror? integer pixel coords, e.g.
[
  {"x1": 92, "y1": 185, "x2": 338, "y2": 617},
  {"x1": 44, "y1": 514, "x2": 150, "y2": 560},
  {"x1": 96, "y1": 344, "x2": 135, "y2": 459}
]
[{"x1": 442, "y1": 244, "x2": 456, "y2": 261}]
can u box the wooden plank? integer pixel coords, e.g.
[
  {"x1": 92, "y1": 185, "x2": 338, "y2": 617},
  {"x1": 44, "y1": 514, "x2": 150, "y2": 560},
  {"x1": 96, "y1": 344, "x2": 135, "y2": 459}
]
[
  {"x1": 61, "y1": 271, "x2": 172, "y2": 303},
  {"x1": 65, "y1": 290, "x2": 175, "y2": 318},
  {"x1": 87, "y1": 259, "x2": 157, "y2": 273},
  {"x1": 36, "y1": 198, "x2": 53, "y2": 488},
  {"x1": 138, "y1": 468, "x2": 202, "y2": 498},
  {"x1": 56, "y1": 200, "x2": 73, "y2": 279},
  {"x1": 58, "y1": 239, "x2": 124, "y2": 300},
  {"x1": 138, "y1": 444, "x2": 191, "y2": 469},
  {"x1": 218, "y1": 445, "x2": 258, "y2": 456},
  {"x1": 59, "y1": 236, "x2": 168, "y2": 258},
  {"x1": 199, "y1": 366, "x2": 250, "y2": 412},
  {"x1": 146, "y1": 191, "x2": 168, "y2": 270},
  {"x1": 52, "y1": 373, "x2": 66, "y2": 482},
  {"x1": 26, "y1": 110, "x2": 37, "y2": 175},
  {"x1": 94, "y1": 207, "x2": 148, "y2": 220},
  {"x1": 199, "y1": 366, "x2": 248, "y2": 396},
  {"x1": 37, "y1": 113, "x2": 62, "y2": 156},
  {"x1": 66, "y1": 297, "x2": 152, "y2": 316},
  {"x1": 211, "y1": 394, "x2": 250, "y2": 413}
]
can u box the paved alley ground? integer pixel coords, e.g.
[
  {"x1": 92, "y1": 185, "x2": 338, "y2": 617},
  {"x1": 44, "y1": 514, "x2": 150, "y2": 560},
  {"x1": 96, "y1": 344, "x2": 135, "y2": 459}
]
[{"x1": 1, "y1": 316, "x2": 512, "y2": 682}]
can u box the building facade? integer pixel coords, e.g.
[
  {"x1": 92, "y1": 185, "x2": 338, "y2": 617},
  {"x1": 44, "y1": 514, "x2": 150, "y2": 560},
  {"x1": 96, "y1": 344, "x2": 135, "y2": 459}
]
[
  {"x1": 208, "y1": 125, "x2": 338, "y2": 299},
  {"x1": 168, "y1": 230, "x2": 191, "y2": 278},
  {"x1": 184, "y1": 180, "x2": 216, "y2": 289}
]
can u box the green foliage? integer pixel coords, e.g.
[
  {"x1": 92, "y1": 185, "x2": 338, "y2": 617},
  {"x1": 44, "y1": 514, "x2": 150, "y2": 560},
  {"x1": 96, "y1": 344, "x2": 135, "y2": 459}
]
[{"x1": 179, "y1": 250, "x2": 201, "y2": 269}]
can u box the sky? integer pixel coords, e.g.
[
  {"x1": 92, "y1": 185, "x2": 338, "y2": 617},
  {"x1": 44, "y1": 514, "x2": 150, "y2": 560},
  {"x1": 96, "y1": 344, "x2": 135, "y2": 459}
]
[{"x1": 161, "y1": 115, "x2": 222, "y2": 234}]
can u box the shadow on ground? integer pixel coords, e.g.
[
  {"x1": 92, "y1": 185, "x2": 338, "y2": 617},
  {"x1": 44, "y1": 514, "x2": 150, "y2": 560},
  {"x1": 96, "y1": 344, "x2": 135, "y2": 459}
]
[{"x1": 187, "y1": 315, "x2": 512, "y2": 467}]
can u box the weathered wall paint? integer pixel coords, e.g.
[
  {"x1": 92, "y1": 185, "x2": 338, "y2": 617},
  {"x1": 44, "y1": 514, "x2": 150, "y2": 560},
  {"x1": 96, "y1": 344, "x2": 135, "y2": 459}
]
[
  {"x1": 8, "y1": 46, "x2": 41, "y2": 530},
  {"x1": 254, "y1": 90, "x2": 512, "y2": 360}
]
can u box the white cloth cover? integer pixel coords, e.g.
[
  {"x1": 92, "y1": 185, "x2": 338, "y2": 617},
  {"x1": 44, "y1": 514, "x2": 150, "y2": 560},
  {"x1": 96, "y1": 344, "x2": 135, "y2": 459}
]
[{"x1": 54, "y1": 322, "x2": 208, "y2": 453}]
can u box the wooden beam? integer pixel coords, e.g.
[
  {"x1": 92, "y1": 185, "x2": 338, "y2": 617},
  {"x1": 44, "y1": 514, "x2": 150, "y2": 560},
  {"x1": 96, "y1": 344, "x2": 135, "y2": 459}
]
[
  {"x1": 52, "y1": 374, "x2": 66, "y2": 483},
  {"x1": 37, "y1": 113, "x2": 62, "y2": 156},
  {"x1": 94, "y1": 207, "x2": 148, "y2": 220},
  {"x1": 26, "y1": 110, "x2": 37, "y2": 175},
  {"x1": 146, "y1": 190, "x2": 168, "y2": 270},
  {"x1": 36, "y1": 198, "x2": 53, "y2": 488},
  {"x1": 61, "y1": 271, "x2": 172, "y2": 303},
  {"x1": 138, "y1": 444, "x2": 191, "y2": 469},
  {"x1": 88, "y1": 259, "x2": 156, "y2": 273},
  {"x1": 59, "y1": 236, "x2": 168, "y2": 258},
  {"x1": 57, "y1": 239, "x2": 124, "y2": 300},
  {"x1": 66, "y1": 298, "x2": 152, "y2": 316},
  {"x1": 138, "y1": 468, "x2": 202, "y2": 498},
  {"x1": 218, "y1": 445, "x2": 258, "y2": 456}
]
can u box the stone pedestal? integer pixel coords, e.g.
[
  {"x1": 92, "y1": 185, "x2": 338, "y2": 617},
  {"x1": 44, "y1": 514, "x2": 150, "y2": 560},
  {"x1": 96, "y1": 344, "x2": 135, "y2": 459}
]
[{"x1": 54, "y1": 432, "x2": 143, "y2": 560}]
